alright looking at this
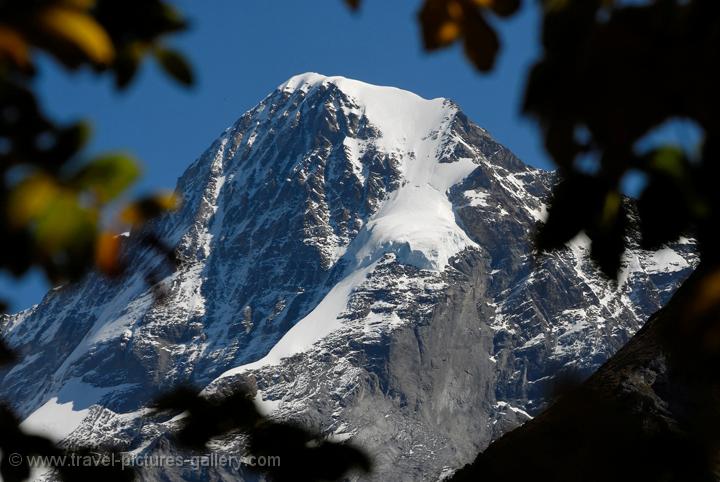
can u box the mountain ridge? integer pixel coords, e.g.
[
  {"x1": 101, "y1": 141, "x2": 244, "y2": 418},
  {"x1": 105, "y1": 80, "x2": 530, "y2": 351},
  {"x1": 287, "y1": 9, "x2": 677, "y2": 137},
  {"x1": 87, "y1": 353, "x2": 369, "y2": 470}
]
[{"x1": 1, "y1": 73, "x2": 698, "y2": 481}]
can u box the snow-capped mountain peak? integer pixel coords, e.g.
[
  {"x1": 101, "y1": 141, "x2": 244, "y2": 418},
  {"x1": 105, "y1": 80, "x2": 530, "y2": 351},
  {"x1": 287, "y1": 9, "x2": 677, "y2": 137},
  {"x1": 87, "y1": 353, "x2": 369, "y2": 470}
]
[
  {"x1": 0, "y1": 74, "x2": 698, "y2": 482},
  {"x1": 277, "y1": 74, "x2": 480, "y2": 272}
]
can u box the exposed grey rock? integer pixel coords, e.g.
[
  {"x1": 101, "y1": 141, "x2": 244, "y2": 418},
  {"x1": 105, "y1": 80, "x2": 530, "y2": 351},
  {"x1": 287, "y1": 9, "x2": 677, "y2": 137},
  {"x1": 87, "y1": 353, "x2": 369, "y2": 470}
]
[{"x1": 0, "y1": 73, "x2": 698, "y2": 481}]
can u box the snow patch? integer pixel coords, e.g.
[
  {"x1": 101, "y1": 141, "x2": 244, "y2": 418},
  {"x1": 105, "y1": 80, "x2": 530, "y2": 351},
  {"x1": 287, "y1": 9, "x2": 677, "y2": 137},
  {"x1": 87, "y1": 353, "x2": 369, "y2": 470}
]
[
  {"x1": 216, "y1": 263, "x2": 376, "y2": 379},
  {"x1": 644, "y1": 246, "x2": 691, "y2": 274},
  {"x1": 21, "y1": 378, "x2": 137, "y2": 443},
  {"x1": 20, "y1": 398, "x2": 89, "y2": 444},
  {"x1": 495, "y1": 401, "x2": 532, "y2": 419},
  {"x1": 463, "y1": 189, "x2": 491, "y2": 207},
  {"x1": 255, "y1": 390, "x2": 282, "y2": 416}
]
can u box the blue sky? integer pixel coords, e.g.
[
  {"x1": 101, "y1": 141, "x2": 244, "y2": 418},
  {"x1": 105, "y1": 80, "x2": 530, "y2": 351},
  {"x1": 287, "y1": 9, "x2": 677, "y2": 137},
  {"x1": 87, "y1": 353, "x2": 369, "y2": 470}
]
[{"x1": 3, "y1": 0, "x2": 548, "y2": 311}]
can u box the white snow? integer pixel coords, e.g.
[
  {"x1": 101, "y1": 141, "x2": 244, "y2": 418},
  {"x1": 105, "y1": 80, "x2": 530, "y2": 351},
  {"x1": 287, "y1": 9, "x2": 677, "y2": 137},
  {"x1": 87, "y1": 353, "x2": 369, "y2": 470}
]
[
  {"x1": 216, "y1": 263, "x2": 376, "y2": 379},
  {"x1": 463, "y1": 189, "x2": 491, "y2": 208},
  {"x1": 644, "y1": 246, "x2": 691, "y2": 274},
  {"x1": 279, "y1": 74, "x2": 449, "y2": 151},
  {"x1": 282, "y1": 73, "x2": 480, "y2": 271},
  {"x1": 254, "y1": 390, "x2": 282, "y2": 416},
  {"x1": 677, "y1": 236, "x2": 694, "y2": 245},
  {"x1": 328, "y1": 432, "x2": 353, "y2": 443},
  {"x1": 495, "y1": 401, "x2": 532, "y2": 419},
  {"x1": 212, "y1": 74, "x2": 484, "y2": 380},
  {"x1": 527, "y1": 202, "x2": 548, "y2": 222},
  {"x1": 21, "y1": 398, "x2": 90, "y2": 444},
  {"x1": 21, "y1": 378, "x2": 137, "y2": 443},
  {"x1": 351, "y1": 161, "x2": 478, "y2": 271},
  {"x1": 342, "y1": 137, "x2": 368, "y2": 184}
]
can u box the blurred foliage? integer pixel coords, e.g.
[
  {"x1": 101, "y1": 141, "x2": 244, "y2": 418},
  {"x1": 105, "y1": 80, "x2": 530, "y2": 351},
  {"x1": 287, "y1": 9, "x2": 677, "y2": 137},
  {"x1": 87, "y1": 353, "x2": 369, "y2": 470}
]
[
  {"x1": 0, "y1": 0, "x2": 192, "y2": 286},
  {"x1": 523, "y1": 0, "x2": 720, "y2": 279},
  {"x1": 419, "y1": 0, "x2": 520, "y2": 71},
  {"x1": 154, "y1": 386, "x2": 372, "y2": 481},
  {"x1": 2, "y1": 0, "x2": 718, "y2": 480},
  {"x1": 0, "y1": 348, "x2": 135, "y2": 481},
  {"x1": 0, "y1": 403, "x2": 135, "y2": 482},
  {"x1": 1, "y1": 1, "x2": 195, "y2": 479},
  {"x1": 1, "y1": 2, "x2": 371, "y2": 481}
]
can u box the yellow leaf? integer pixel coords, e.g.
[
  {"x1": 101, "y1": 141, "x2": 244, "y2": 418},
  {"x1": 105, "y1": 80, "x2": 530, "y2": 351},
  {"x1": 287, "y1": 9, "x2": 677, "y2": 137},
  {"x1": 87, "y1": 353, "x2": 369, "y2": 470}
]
[
  {"x1": 447, "y1": 1, "x2": 464, "y2": 20},
  {"x1": 120, "y1": 192, "x2": 179, "y2": 226},
  {"x1": 437, "y1": 21, "x2": 461, "y2": 45},
  {"x1": 119, "y1": 206, "x2": 140, "y2": 226},
  {"x1": 95, "y1": 231, "x2": 123, "y2": 276},
  {"x1": 600, "y1": 191, "x2": 621, "y2": 228},
  {"x1": 0, "y1": 25, "x2": 31, "y2": 68},
  {"x1": 544, "y1": 0, "x2": 570, "y2": 12},
  {"x1": 37, "y1": 6, "x2": 115, "y2": 65},
  {"x1": 688, "y1": 269, "x2": 720, "y2": 319},
  {"x1": 155, "y1": 192, "x2": 180, "y2": 211},
  {"x1": 60, "y1": 0, "x2": 96, "y2": 8},
  {"x1": 7, "y1": 175, "x2": 58, "y2": 227}
]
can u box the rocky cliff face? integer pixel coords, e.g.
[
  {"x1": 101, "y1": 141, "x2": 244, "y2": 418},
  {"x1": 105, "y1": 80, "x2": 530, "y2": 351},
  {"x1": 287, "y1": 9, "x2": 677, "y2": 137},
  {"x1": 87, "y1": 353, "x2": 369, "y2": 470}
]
[
  {"x1": 0, "y1": 74, "x2": 698, "y2": 481},
  {"x1": 451, "y1": 265, "x2": 719, "y2": 482}
]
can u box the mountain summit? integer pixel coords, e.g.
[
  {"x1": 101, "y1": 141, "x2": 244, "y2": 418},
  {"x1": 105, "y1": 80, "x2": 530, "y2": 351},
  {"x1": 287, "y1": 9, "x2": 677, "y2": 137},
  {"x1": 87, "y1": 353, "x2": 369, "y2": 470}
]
[{"x1": 1, "y1": 74, "x2": 697, "y2": 481}]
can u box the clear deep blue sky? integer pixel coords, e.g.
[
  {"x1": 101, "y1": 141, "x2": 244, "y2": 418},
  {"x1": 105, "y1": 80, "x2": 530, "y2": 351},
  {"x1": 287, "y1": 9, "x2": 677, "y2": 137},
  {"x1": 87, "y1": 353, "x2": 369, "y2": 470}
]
[{"x1": 3, "y1": 0, "x2": 548, "y2": 311}]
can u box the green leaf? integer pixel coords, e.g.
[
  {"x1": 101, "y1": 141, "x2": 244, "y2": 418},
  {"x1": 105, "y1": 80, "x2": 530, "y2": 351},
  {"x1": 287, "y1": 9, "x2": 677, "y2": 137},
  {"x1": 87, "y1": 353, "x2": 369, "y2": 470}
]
[
  {"x1": 647, "y1": 145, "x2": 686, "y2": 180},
  {"x1": 74, "y1": 153, "x2": 141, "y2": 203},
  {"x1": 155, "y1": 48, "x2": 194, "y2": 86},
  {"x1": 34, "y1": 193, "x2": 96, "y2": 253}
]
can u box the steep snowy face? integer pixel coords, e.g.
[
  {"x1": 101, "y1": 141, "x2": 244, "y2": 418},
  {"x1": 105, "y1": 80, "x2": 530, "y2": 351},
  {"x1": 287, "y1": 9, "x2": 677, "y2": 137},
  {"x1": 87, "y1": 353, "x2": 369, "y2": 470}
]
[
  {"x1": 0, "y1": 73, "x2": 501, "y2": 417},
  {"x1": 276, "y1": 73, "x2": 479, "y2": 271},
  {"x1": 0, "y1": 74, "x2": 699, "y2": 481}
]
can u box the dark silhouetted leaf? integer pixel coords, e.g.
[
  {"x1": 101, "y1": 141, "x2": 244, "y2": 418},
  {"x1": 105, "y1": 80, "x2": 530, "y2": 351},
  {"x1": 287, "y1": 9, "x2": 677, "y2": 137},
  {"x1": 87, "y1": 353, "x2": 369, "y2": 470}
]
[
  {"x1": 462, "y1": 9, "x2": 500, "y2": 71},
  {"x1": 419, "y1": 0, "x2": 462, "y2": 51},
  {"x1": 587, "y1": 191, "x2": 627, "y2": 279},
  {"x1": 535, "y1": 175, "x2": 605, "y2": 252},
  {"x1": 152, "y1": 385, "x2": 371, "y2": 480},
  {"x1": 0, "y1": 25, "x2": 32, "y2": 70},
  {"x1": 113, "y1": 43, "x2": 143, "y2": 89},
  {"x1": 488, "y1": 0, "x2": 522, "y2": 18},
  {"x1": 638, "y1": 177, "x2": 691, "y2": 250},
  {"x1": 50, "y1": 121, "x2": 92, "y2": 166},
  {"x1": 0, "y1": 338, "x2": 16, "y2": 366},
  {"x1": 155, "y1": 48, "x2": 194, "y2": 86}
]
